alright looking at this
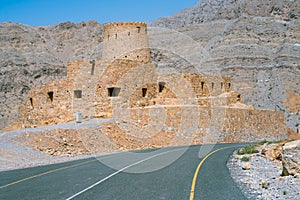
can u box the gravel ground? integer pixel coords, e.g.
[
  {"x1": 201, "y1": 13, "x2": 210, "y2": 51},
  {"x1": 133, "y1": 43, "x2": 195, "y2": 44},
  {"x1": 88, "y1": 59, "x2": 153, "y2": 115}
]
[
  {"x1": 227, "y1": 150, "x2": 300, "y2": 200},
  {"x1": 0, "y1": 119, "x2": 114, "y2": 172}
]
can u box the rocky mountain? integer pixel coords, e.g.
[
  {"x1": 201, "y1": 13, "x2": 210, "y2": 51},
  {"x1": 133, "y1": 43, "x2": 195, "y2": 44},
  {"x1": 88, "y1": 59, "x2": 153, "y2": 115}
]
[
  {"x1": 149, "y1": 0, "x2": 300, "y2": 130},
  {"x1": 151, "y1": 0, "x2": 299, "y2": 29},
  {"x1": 0, "y1": 0, "x2": 299, "y2": 131}
]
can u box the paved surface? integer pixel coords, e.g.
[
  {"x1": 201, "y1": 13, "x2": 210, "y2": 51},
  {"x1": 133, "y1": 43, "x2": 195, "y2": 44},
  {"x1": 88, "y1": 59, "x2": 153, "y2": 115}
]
[{"x1": 0, "y1": 144, "x2": 246, "y2": 200}]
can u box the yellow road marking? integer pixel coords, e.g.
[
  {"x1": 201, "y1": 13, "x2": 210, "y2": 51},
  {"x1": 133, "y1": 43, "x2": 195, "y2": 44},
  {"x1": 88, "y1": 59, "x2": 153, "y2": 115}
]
[
  {"x1": 0, "y1": 155, "x2": 114, "y2": 189},
  {"x1": 189, "y1": 146, "x2": 232, "y2": 200}
]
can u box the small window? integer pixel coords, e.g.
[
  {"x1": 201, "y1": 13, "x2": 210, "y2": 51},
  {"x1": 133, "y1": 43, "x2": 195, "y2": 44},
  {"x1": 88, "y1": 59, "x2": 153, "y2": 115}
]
[
  {"x1": 159, "y1": 82, "x2": 165, "y2": 93},
  {"x1": 221, "y1": 82, "x2": 224, "y2": 89},
  {"x1": 108, "y1": 87, "x2": 121, "y2": 97},
  {"x1": 108, "y1": 35, "x2": 110, "y2": 40},
  {"x1": 128, "y1": 32, "x2": 130, "y2": 36},
  {"x1": 74, "y1": 90, "x2": 82, "y2": 98},
  {"x1": 137, "y1": 27, "x2": 141, "y2": 33},
  {"x1": 115, "y1": 34, "x2": 117, "y2": 39},
  {"x1": 228, "y1": 83, "x2": 231, "y2": 89},
  {"x1": 47, "y1": 91, "x2": 54, "y2": 102},
  {"x1": 142, "y1": 88, "x2": 147, "y2": 97},
  {"x1": 211, "y1": 83, "x2": 214, "y2": 90},
  {"x1": 201, "y1": 82, "x2": 205, "y2": 90},
  {"x1": 125, "y1": 56, "x2": 127, "y2": 58},
  {"x1": 30, "y1": 98, "x2": 33, "y2": 108}
]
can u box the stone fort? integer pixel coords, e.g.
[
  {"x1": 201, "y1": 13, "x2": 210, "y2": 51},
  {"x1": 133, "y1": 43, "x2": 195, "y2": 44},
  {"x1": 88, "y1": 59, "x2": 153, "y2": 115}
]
[{"x1": 13, "y1": 22, "x2": 287, "y2": 144}]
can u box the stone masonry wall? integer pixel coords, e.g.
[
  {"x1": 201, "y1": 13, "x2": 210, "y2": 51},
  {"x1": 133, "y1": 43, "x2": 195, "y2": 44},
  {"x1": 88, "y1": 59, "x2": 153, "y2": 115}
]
[
  {"x1": 12, "y1": 21, "x2": 287, "y2": 146},
  {"x1": 19, "y1": 79, "x2": 74, "y2": 127},
  {"x1": 17, "y1": 58, "x2": 246, "y2": 129},
  {"x1": 94, "y1": 59, "x2": 157, "y2": 118},
  {"x1": 102, "y1": 22, "x2": 150, "y2": 63},
  {"x1": 18, "y1": 59, "x2": 109, "y2": 127},
  {"x1": 119, "y1": 106, "x2": 287, "y2": 145}
]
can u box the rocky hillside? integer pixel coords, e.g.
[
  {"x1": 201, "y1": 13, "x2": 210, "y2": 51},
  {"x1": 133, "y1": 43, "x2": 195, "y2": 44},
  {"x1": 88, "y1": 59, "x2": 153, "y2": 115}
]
[
  {"x1": 151, "y1": 0, "x2": 299, "y2": 29},
  {"x1": 150, "y1": 0, "x2": 300, "y2": 130},
  {"x1": 0, "y1": 0, "x2": 299, "y2": 131}
]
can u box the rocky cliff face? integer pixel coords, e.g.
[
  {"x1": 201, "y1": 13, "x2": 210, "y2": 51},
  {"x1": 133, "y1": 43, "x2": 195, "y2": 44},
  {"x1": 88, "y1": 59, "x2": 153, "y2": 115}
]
[
  {"x1": 149, "y1": 0, "x2": 300, "y2": 130},
  {"x1": 151, "y1": 0, "x2": 299, "y2": 29},
  {"x1": 1, "y1": 0, "x2": 299, "y2": 131}
]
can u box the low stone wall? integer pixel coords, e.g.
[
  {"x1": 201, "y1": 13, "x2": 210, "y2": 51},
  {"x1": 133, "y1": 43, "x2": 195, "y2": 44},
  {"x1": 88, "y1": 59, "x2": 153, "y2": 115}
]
[{"x1": 114, "y1": 106, "x2": 287, "y2": 145}]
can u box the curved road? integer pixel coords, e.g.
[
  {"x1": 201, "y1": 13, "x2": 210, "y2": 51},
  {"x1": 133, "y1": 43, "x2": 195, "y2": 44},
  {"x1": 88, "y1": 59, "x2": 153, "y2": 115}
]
[{"x1": 0, "y1": 144, "x2": 247, "y2": 200}]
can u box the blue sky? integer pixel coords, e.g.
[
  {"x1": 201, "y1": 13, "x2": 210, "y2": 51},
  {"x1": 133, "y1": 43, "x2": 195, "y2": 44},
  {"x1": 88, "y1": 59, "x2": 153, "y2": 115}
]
[{"x1": 0, "y1": 0, "x2": 199, "y2": 26}]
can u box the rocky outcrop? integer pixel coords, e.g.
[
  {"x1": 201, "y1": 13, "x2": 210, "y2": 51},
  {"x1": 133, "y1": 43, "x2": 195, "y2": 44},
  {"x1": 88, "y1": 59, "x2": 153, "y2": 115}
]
[
  {"x1": 259, "y1": 140, "x2": 300, "y2": 176},
  {"x1": 228, "y1": 141, "x2": 300, "y2": 199},
  {"x1": 282, "y1": 140, "x2": 300, "y2": 176},
  {"x1": 261, "y1": 143, "x2": 284, "y2": 161}
]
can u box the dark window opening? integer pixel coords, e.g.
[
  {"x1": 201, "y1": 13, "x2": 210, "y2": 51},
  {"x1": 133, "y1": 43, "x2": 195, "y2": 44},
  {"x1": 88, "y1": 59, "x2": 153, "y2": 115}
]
[
  {"x1": 137, "y1": 55, "x2": 140, "y2": 59},
  {"x1": 237, "y1": 94, "x2": 241, "y2": 99},
  {"x1": 90, "y1": 60, "x2": 95, "y2": 75},
  {"x1": 212, "y1": 83, "x2": 214, "y2": 90},
  {"x1": 145, "y1": 28, "x2": 147, "y2": 33},
  {"x1": 47, "y1": 91, "x2": 54, "y2": 103},
  {"x1": 30, "y1": 98, "x2": 33, "y2": 108},
  {"x1": 159, "y1": 82, "x2": 165, "y2": 93},
  {"x1": 125, "y1": 56, "x2": 127, "y2": 58},
  {"x1": 115, "y1": 34, "x2": 117, "y2": 39},
  {"x1": 221, "y1": 82, "x2": 224, "y2": 89},
  {"x1": 128, "y1": 32, "x2": 130, "y2": 36},
  {"x1": 142, "y1": 88, "x2": 147, "y2": 97},
  {"x1": 228, "y1": 83, "x2": 231, "y2": 89},
  {"x1": 108, "y1": 35, "x2": 110, "y2": 40},
  {"x1": 74, "y1": 90, "x2": 82, "y2": 98},
  {"x1": 201, "y1": 82, "x2": 205, "y2": 91},
  {"x1": 108, "y1": 87, "x2": 121, "y2": 97},
  {"x1": 137, "y1": 27, "x2": 141, "y2": 33}
]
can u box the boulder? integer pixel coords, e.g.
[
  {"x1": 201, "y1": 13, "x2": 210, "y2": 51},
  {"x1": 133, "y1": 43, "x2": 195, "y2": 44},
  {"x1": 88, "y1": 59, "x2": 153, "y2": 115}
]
[
  {"x1": 282, "y1": 140, "x2": 300, "y2": 176},
  {"x1": 261, "y1": 143, "x2": 283, "y2": 161}
]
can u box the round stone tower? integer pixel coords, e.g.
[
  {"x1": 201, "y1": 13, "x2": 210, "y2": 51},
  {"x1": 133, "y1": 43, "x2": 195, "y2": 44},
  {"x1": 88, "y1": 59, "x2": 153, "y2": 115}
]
[{"x1": 102, "y1": 22, "x2": 150, "y2": 63}]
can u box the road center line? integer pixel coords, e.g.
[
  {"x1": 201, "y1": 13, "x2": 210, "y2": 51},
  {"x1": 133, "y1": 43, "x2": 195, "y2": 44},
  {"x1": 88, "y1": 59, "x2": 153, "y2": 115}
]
[
  {"x1": 66, "y1": 148, "x2": 184, "y2": 200},
  {"x1": 189, "y1": 146, "x2": 233, "y2": 200}
]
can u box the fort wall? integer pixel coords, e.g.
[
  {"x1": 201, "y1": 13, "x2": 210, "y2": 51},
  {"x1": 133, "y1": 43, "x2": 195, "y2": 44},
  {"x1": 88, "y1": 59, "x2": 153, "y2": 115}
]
[
  {"x1": 102, "y1": 22, "x2": 150, "y2": 63},
  {"x1": 123, "y1": 106, "x2": 287, "y2": 144},
  {"x1": 11, "y1": 21, "x2": 287, "y2": 145}
]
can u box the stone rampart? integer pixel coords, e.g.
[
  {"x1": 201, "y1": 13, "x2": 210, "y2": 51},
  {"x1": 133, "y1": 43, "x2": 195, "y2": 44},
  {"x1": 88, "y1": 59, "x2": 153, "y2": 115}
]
[
  {"x1": 122, "y1": 106, "x2": 287, "y2": 144},
  {"x1": 102, "y1": 22, "x2": 150, "y2": 62}
]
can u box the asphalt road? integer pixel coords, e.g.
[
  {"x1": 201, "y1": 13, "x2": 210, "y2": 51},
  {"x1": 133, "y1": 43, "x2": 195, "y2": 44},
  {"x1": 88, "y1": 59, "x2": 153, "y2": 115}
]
[{"x1": 0, "y1": 144, "x2": 247, "y2": 200}]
